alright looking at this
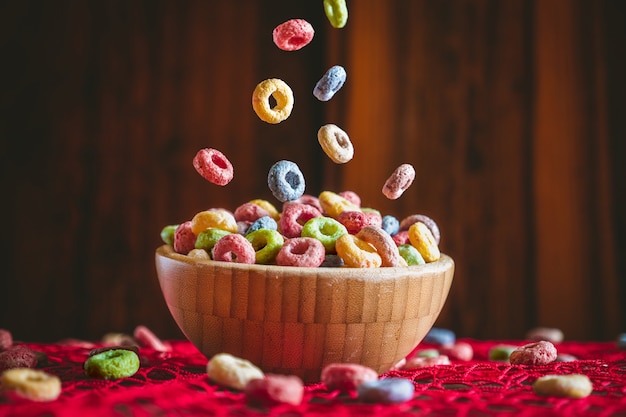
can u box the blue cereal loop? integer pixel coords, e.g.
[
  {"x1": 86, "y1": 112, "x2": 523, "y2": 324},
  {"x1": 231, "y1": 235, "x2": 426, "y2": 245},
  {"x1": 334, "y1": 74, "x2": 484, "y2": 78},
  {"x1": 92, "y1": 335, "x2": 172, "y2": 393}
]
[
  {"x1": 357, "y1": 378, "x2": 415, "y2": 404},
  {"x1": 381, "y1": 215, "x2": 400, "y2": 236},
  {"x1": 423, "y1": 327, "x2": 456, "y2": 345},
  {"x1": 313, "y1": 65, "x2": 347, "y2": 101},
  {"x1": 245, "y1": 216, "x2": 278, "y2": 235},
  {"x1": 267, "y1": 160, "x2": 306, "y2": 203}
]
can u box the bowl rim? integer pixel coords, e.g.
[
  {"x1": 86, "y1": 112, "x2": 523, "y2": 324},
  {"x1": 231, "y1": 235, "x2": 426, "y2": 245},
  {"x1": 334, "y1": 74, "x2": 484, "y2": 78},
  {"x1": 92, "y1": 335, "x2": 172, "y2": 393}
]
[{"x1": 156, "y1": 244, "x2": 454, "y2": 280}]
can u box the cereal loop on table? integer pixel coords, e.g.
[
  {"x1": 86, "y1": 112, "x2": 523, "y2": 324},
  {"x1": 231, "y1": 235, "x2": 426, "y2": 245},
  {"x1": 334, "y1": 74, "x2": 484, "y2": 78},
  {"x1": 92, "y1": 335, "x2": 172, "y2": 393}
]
[
  {"x1": 245, "y1": 374, "x2": 304, "y2": 406},
  {"x1": 193, "y1": 148, "x2": 234, "y2": 186},
  {"x1": 533, "y1": 374, "x2": 593, "y2": 398},
  {"x1": 323, "y1": 0, "x2": 348, "y2": 28},
  {"x1": 318, "y1": 124, "x2": 354, "y2": 163},
  {"x1": 207, "y1": 353, "x2": 264, "y2": 391},
  {"x1": 0, "y1": 329, "x2": 13, "y2": 351},
  {"x1": 0, "y1": 347, "x2": 38, "y2": 372},
  {"x1": 272, "y1": 19, "x2": 315, "y2": 51},
  {"x1": 357, "y1": 378, "x2": 415, "y2": 404},
  {"x1": 268, "y1": 160, "x2": 306, "y2": 203},
  {"x1": 84, "y1": 349, "x2": 140, "y2": 379},
  {"x1": 252, "y1": 78, "x2": 294, "y2": 124},
  {"x1": 134, "y1": 325, "x2": 171, "y2": 352},
  {"x1": 509, "y1": 341, "x2": 557, "y2": 365},
  {"x1": 356, "y1": 226, "x2": 407, "y2": 267},
  {"x1": 190, "y1": 209, "x2": 238, "y2": 235},
  {"x1": 382, "y1": 163, "x2": 415, "y2": 200},
  {"x1": 321, "y1": 363, "x2": 378, "y2": 392},
  {"x1": 212, "y1": 233, "x2": 256, "y2": 264},
  {"x1": 335, "y1": 234, "x2": 382, "y2": 268},
  {"x1": 1, "y1": 368, "x2": 61, "y2": 402},
  {"x1": 408, "y1": 221, "x2": 441, "y2": 262},
  {"x1": 276, "y1": 237, "x2": 326, "y2": 267},
  {"x1": 314, "y1": 66, "x2": 347, "y2": 101}
]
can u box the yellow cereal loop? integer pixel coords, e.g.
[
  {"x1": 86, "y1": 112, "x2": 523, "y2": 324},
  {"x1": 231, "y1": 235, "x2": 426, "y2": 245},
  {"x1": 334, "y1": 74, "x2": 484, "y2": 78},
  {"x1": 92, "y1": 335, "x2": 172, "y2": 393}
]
[
  {"x1": 335, "y1": 234, "x2": 382, "y2": 268},
  {"x1": 319, "y1": 191, "x2": 361, "y2": 219},
  {"x1": 190, "y1": 209, "x2": 238, "y2": 235},
  {"x1": 408, "y1": 221, "x2": 441, "y2": 262},
  {"x1": 1, "y1": 368, "x2": 62, "y2": 402},
  {"x1": 323, "y1": 0, "x2": 348, "y2": 29},
  {"x1": 252, "y1": 78, "x2": 294, "y2": 124},
  {"x1": 248, "y1": 199, "x2": 280, "y2": 221}
]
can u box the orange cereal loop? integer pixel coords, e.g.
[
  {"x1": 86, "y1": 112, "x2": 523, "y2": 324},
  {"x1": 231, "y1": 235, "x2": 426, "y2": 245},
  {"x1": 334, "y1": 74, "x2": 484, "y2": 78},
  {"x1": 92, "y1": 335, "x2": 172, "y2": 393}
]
[
  {"x1": 408, "y1": 221, "x2": 440, "y2": 262},
  {"x1": 318, "y1": 191, "x2": 360, "y2": 219},
  {"x1": 252, "y1": 78, "x2": 294, "y2": 124},
  {"x1": 190, "y1": 209, "x2": 238, "y2": 235},
  {"x1": 357, "y1": 226, "x2": 408, "y2": 267},
  {"x1": 1, "y1": 368, "x2": 62, "y2": 402},
  {"x1": 248, "y1": 199, "x2": 280, "y2": 220},
  {"x1": 335, "y1": 234, "x2": 382, "y2": 268}
]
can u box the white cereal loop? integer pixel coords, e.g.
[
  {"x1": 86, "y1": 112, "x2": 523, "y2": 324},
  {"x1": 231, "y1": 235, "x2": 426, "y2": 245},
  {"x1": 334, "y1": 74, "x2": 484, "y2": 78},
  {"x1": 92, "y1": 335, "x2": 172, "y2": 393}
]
[
  {"x1": 1, "y1": 368, "x2": 62, "y2": 402},
  {"x1": 533, "y1": 374, "x2": 593, "y2": 398},
  {"x1": 317, "y1": 124, "x2": 354, "y2": 164},
  {"x1": 207, "y1": 353, "x2": 264, "y2": 390}
]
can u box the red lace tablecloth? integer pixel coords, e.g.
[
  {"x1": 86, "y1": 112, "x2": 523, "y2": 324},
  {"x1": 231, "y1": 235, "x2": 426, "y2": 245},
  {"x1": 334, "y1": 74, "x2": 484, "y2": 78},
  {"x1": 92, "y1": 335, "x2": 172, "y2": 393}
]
[{"x1": 1, "y1": 339, "x2": 625, "y2": 417}]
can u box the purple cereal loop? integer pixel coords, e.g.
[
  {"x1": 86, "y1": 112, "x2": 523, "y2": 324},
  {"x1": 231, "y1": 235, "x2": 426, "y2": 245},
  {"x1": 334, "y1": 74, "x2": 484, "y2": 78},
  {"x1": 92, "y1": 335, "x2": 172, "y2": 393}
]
[
  {"x1": 267, "y1": 160, "x2": 306, "y2": 203},
  {"x1": 313, "y1": 65, "x2": 347, "y2": 102}
]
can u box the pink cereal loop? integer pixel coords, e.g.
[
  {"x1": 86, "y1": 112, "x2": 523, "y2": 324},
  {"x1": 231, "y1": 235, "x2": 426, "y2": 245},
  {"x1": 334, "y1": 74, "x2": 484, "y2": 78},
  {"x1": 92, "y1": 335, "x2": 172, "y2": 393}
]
[
  {"x1": 212, "y1": 233, "x2": 256, "y2": 264},
  {"x1": 276, "y1": 237, "x2": 325, "y2": 267},
  {"x1": 272, "y1": 19, "x2": 315, "y2": 51},
  {"x1": 356, "y1": 226, "x2": 407, "y2": 267},
  {"x1": 382, "y1": 163, "x2": 415, "y2": 200},
  {"x1": 193, "y1": 148, "x2": 234, "y2": 186},
  {"x1": 278, "y1": 203, "x2": 322, "y2": 239},
  {"x1": 133, "y1": 325, "x2": 171, "y2": 352}
]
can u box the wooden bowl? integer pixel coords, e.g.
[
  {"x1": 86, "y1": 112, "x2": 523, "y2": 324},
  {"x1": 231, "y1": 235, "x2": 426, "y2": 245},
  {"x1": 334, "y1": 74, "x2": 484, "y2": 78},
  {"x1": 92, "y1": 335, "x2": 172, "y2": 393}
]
[{"x1": 155, "y1": 244, "x2": 454, "y2": 382}]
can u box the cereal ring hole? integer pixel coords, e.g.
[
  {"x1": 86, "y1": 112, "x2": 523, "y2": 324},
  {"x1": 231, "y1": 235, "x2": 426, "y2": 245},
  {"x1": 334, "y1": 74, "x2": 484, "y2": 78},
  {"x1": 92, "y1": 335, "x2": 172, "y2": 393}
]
[
  {"x1": 212, "y1": 153, "x2": 229, "y2": 170},
  {"x1": 288, "y1": 36, "x2": 306, "y2": 48},
  {"x1": 285, "y1": 171, "x2": 303, "y2": 190}
]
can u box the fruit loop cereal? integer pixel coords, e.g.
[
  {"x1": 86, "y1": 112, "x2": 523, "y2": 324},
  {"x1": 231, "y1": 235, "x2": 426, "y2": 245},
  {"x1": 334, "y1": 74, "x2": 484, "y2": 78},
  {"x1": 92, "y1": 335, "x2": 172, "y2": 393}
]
[
  {"x1": 279, "y1": 203, "x2": 322, "y2": 238},
  {"x1": 0, "y1": 329, "x2": 13, "y2": 351},
  {"x1": 338, "y1": 210, "x2": 383, "y2": 235},
  {"x1": 382, "y1": 163, "x2": 416, "y2": 200},
  {"x1": 191, "y1": 209, "x2": 238, "y2": 235},
  {"x1": 321, "y1": 363, "x2": 378, "y2": 392},
  {"x1": 400, "y1": 213, "x2": 441, "y2": 245},
  {"x1": 1, "y1": 368, "x2": 62, "y2": 402},
  {"x1": 323, "y1": 0, "x2": 348, "y2": 28},
  {"x1": 423, "y1": 327, "x2": 456, "y2": 345},
  {"x1": 439, "y1": 341, "x2": 474, "y2": 361},
  {"x1": 533, "y1": 374, "x2": 593, "y2": 398},
  {"x1": 509, "y1": 341, "x2": 557, "y2": 365},
  {"x1": 245, "y1": 374, "x2": 304, "y2": 406},
  {"x1": 0, "y1": 347, "x2": 38, "y2": 372},
  {"x1": 314, "y1": 66, "x2": 347, "y2": 101},
  {"x1": 212, "y1": 233, "x2": 256, "y2": 264},
  {"x1": 84, "y1": 348, "x2": 140, "y2": 379},
  {"x1": 246, "y1": 229, "x2": 284, "y2": 264},
  {"x1": 207, "y1": 353, "x2": 264, "y2": 391},
  {"x1": 357, "y1": 378, "x2": 415, "y2": 404},
  {"x1": 525, "y1": 326, "x2": 564, "y2": 343},
  {"x1": 134, "y1": 325, "x2": 171, "y2": 352},
  {"x1": 272, "y1": 19, "x2": 315, "y2": 51},
  {"x1": 252, "y1": 78, "x2": 294, "y2": 124},
  {"x1": 403, "y1": 355, "x2": 450, "y2": 369},
  {"x1": 174, "y1": 221, "x2": 196, "y2": 254},
  {"x1": 488, "y1": 344, "x2": 518, "y2": 362},
  {"x1": 301, "y1": 216, "x2": 347, "y2": 252},
  {"x1": 408, "y1": 221, "x2": 441, "y2": 262},
  {"x1": 268, "y1": 160, "x2": 306, "y2": 203},
  {"x1": 276, "y1": 237, "x2": 326, "y2": 267},
  {"x1": 318, "y1": 191, "x2": 360, "y2": 219},
  {"x1": 356, "y1": 226, "x2": 407, "y2": 267},
  {"x1": 318, "y1": 123, "x2": 354, "y2": 163},
  {"x1": 335, "y1": 233, "x2": 382, "y2": 268},
  {"x1": 193, "y1": 148, "x2": 234, "y2": 186}
]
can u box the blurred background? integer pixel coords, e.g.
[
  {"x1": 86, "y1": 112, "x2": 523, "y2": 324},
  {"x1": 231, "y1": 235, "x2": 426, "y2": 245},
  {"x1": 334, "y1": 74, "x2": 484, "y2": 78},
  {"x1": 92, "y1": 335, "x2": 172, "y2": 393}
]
[{"x1": 1, "y1": 1, "x2": 624, "y2": 343}]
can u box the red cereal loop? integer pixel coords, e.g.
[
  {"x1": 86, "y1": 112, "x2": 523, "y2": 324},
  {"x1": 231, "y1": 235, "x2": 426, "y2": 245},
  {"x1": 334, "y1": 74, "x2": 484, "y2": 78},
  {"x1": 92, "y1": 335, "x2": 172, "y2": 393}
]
[
  {"x1": 338, "y1": 190, "x2": 361, "y2": 207},
  {"x1": 276, "y1": 237, "x2": 325, "y2": 267},
  {"x1": 321, "y1": 363, "x2": 379, "y2": 392},
  {"x1": 234, "y1": 202, "x2": 270, "y2": 223},
  {"x1": 212, "y1": 233, "x2": 256, "y2": 264},
  {"x1": 392, "y1": 230, "x2": 410, "y2": 246},
  {"x1": 0, "y1": 329, "x2": 13, "y2": 351},
  {"x1": 510, "y1": 341, "x2": 557, "y2": 365},
  {"x1": 245, "y1": 374, "x2": 304, "y2": 406},
  {"x1": 174, "y1": 221, "x2": 196, "y2": 254},
  {"x1": 278, "y1": 203, "x2": 322, "y2": 239},
  {"x1": 337, "y1": 210, "x2": 382, "y2": 234},
  {"x1": 0, "y1": 347, "x2": 38, "y2": 372},
  {"x1": 193, "y1": 148, "x2": 234, "y2": 186},
  {"x1": 272, "y1": 19, "x2": 315, "y2": 51}
]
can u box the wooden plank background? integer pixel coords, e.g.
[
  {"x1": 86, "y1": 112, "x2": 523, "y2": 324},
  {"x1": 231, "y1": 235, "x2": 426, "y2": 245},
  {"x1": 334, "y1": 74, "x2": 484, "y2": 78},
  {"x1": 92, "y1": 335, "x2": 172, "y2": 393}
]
[{"x1": 1, "y1": 0, "x2": 624, "y2": 343}]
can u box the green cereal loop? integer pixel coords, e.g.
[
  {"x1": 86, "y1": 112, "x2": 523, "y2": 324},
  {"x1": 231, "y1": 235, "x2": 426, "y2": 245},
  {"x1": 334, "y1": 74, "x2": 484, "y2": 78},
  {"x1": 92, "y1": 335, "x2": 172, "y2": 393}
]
[
  {"x1": 195, "y1": 228, "x2": 231, "y2": 252},
  {"x1": 246, "y1": 229, "x2": 284, "y2": 264},
  {"x1": 160, "y1": 225, "x2": 178, "y2": 246},
  {"x1": 398, "y1": 244, "x2": 425, "y2": 266},
  {"x1": 488, "y1": 345, "x2": 518, "y2": 362},
  {"x1": 361, "y1": 207, "x2": 381, "y2": 215},
  {"x1": 84, "y1": 349, "x2": 140, "y2": 380},
  {"x1": 301, "y1": 216, "x2": 348, "y2": 253},
  {"x1": 416, "y1": 348, "x2": 440, "y2": 358},
  {"x1": 323, "y1": 0, "x2": 348, "y2": 28}
]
